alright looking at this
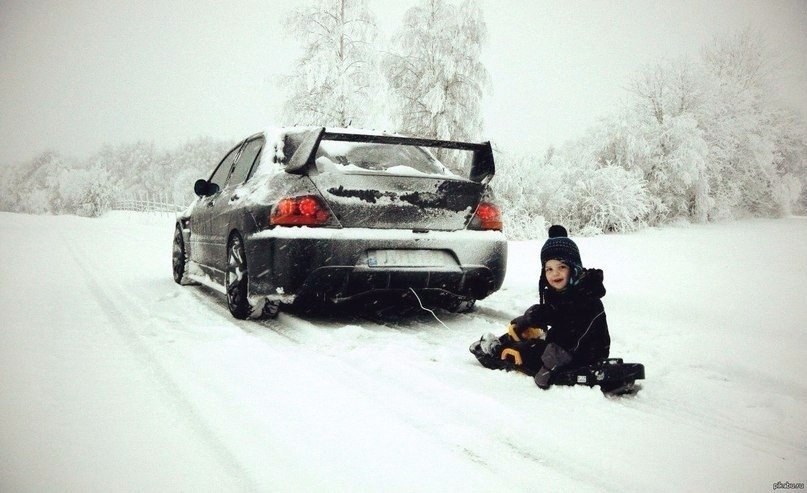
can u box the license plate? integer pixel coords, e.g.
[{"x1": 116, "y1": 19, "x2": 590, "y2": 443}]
[{"x1": 365, "y1": 249, "x2": 457, "y2": 269}]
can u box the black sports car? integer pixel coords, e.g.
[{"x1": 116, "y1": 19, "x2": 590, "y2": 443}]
[{"x1": 172, "y1": 127, "x2": 507, "y2": 319}]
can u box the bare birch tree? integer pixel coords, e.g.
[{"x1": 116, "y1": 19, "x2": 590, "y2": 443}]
[
  {"x1": 383, "y1": 0, "x2": 490, "y2": 142},
  {"x1": 282, "y1": 0, "x2": 382, "y2": 128}
]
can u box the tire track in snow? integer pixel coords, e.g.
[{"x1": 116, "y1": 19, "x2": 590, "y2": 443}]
[
  {"x1": 60, "y1": 231, "x2": 261, "y2": 492},
  {"x1": 164, "y1": 285, "x2": 527, "y2": 490},
  {"x1": 157, "y1": 295, "x2": 553, "y2": 486},
  {"x1": 182, "y1": 283, "x2": 305, "y2": 344},
  {"x1": 239, "y1": 310, "x2": 629, "y2": 492}
]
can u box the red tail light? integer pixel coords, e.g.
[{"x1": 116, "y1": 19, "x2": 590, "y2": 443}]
[
  {"x1": 471, "y1": 202, "x2": 503, "y2": 231},
  {"x1": 271, "y1": 195, "x2": 330, "y2": 226}
]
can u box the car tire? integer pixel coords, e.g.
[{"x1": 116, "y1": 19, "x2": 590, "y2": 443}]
[
  {"x1": 226, "y1": 233, "x2": 251, "y2": 319},
  {"x1": 172, "y1": 225, "x2": 191, "y2": 285}
]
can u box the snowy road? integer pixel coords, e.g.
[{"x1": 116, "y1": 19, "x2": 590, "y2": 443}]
[{"x1": 1, "y1": 212, "x2": 806, "y2": 492}]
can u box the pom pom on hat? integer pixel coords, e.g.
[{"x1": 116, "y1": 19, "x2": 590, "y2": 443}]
[
  {"x1": 548, "y1": 224, "x2": 568, "y2": 238},
  {"x1": 540, "y1": 224, "x2": 582, "y2": 269}
]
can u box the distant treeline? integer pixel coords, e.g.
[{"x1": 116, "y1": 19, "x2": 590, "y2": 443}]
[{"x1": 0, "y1": 137, "x2": 234, "y2": 218}]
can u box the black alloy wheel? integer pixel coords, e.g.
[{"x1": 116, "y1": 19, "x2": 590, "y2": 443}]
[
  {"x1": 172, "y1": 226, "x2": 188, "y2": 284},
  {"x1": 226, "y1": 234, "x2": 251, "y2": 319}
]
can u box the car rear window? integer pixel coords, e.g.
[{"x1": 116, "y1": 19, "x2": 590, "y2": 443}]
[{"x1": 314, "y1": 141, "x2": 458, "y2": 178}]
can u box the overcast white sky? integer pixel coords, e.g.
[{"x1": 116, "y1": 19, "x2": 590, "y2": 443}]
[{"x1": 1, "y1": 0, "x2": 805, "y2": 166}]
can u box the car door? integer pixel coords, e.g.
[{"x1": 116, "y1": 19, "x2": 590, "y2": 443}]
[
  {"x1": 208, "y1": 137, "x2": 265, "y2": 273},
  {"x1": 192, "y1": 143, "x2": 242, "y2": 271}
]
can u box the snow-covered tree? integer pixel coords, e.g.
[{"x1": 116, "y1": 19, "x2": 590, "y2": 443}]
[
  {"x1": 698, "y1": 28, "x2": 806, "y2": 217},
  {"x1": 701, "y1": 27, "x2": 771, "y2": 96},
  {"x1": 384, "y1": 0, "x2": 490, "y2": 142},
  {"x1": 489, "y1": 148, "x2": 554, "y2": 239},
  {"x1": 491, "y1": 137, "x2": 651, "y2": 236},
  {"x1": 622, "y1": 60, "x2": 713, "y2": 222},
  {"x1": 768, "y1": 109, "x2": 807, "y2": 214},
  {"x1": 568, "y1": 29, "x2": 807, "y2": 227},
  {"x1": 2, "y1": 151, "x2": 67, "y2": 214},
  {"x1": 282, "y1": 0, "x2": 382, "y2": 128},
  {"x1": 55, "y1": 167, "x2": 104, "y2": 214},
  {"x1": 80, "y1": 180, "x2": 114, "y2": 217},
  {"x1": 552, "y1": 131, "x2": 651, "y2": 234},
  {"x1": 567, "y1": 165, "x2": 650, "y2": 234}
]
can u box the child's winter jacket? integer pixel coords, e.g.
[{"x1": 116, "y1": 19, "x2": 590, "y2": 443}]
[{"x1": 511, "y1": 268, "x2": 611, "y2": 368}]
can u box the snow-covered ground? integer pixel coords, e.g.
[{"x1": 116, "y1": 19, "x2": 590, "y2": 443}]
[{"x1": 1, "y1": 211, "x2": 805, "y2": 492}]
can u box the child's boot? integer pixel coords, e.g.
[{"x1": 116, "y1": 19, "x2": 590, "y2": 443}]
[
  {"x1": 470, "y1": 333, "x2": 503, "y2": 370},
  {"x1": 533, "y1": 343, "x2": 572, "y2": 389}
]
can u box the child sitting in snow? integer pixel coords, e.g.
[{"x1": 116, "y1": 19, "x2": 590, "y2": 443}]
[{"x1": 470, "y1": 225, "x2": 611, "y2": 389}]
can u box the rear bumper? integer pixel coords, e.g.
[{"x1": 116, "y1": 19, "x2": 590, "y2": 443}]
[
  {"x1": 244, "y1": 227, "x2": 507, "y2": 304},
  {"x1": 295, "y1": 265, "x2": 498, "y2": 304}
]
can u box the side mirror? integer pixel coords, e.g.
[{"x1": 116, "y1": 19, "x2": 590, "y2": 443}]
[{"x1": 194, "y1": 179, "x2": 210, "y2": 197}]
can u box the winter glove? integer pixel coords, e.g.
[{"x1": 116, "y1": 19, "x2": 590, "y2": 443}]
[
  {"x1": 533, "y1": 343, "x2": 573, "y2": 390},
  {"x1": 511, "y1": 304, "x2": 551, "y2": 333},
  {"x1": 509, "y1": 315, "x2": 530, "y2": 333},
  {"x1": 575, "y1": 269, "x2": 605, "y2": 299},
  {"x1": 507, "y1": 323, "x2": 545, "y2": 342}
]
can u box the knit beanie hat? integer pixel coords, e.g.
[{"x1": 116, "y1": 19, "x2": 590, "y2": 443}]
[{"x1": 540, "y1": 225, "x2": 582, "y2": 271}]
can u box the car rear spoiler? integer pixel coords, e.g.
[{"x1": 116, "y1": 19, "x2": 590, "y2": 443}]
[{"x1": 284, "y1": 127, "x2": 495, "y2": 184}]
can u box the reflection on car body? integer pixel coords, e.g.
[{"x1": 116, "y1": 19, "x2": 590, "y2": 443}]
[{"x1": 172, "y1": 127, "x2": 507, "y2": 319}]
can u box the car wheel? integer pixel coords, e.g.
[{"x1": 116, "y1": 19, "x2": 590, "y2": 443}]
[
  {"x1": 226, "y1": 234, "x2": 251, "y2": 319},
  {"x1": 172, "y1": 225, "x2": 190, "y2": 285}
]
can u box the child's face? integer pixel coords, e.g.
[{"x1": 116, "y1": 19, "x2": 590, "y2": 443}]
[{"x1": 544, "y1": 259, "x2": 570, "y2": 291}]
